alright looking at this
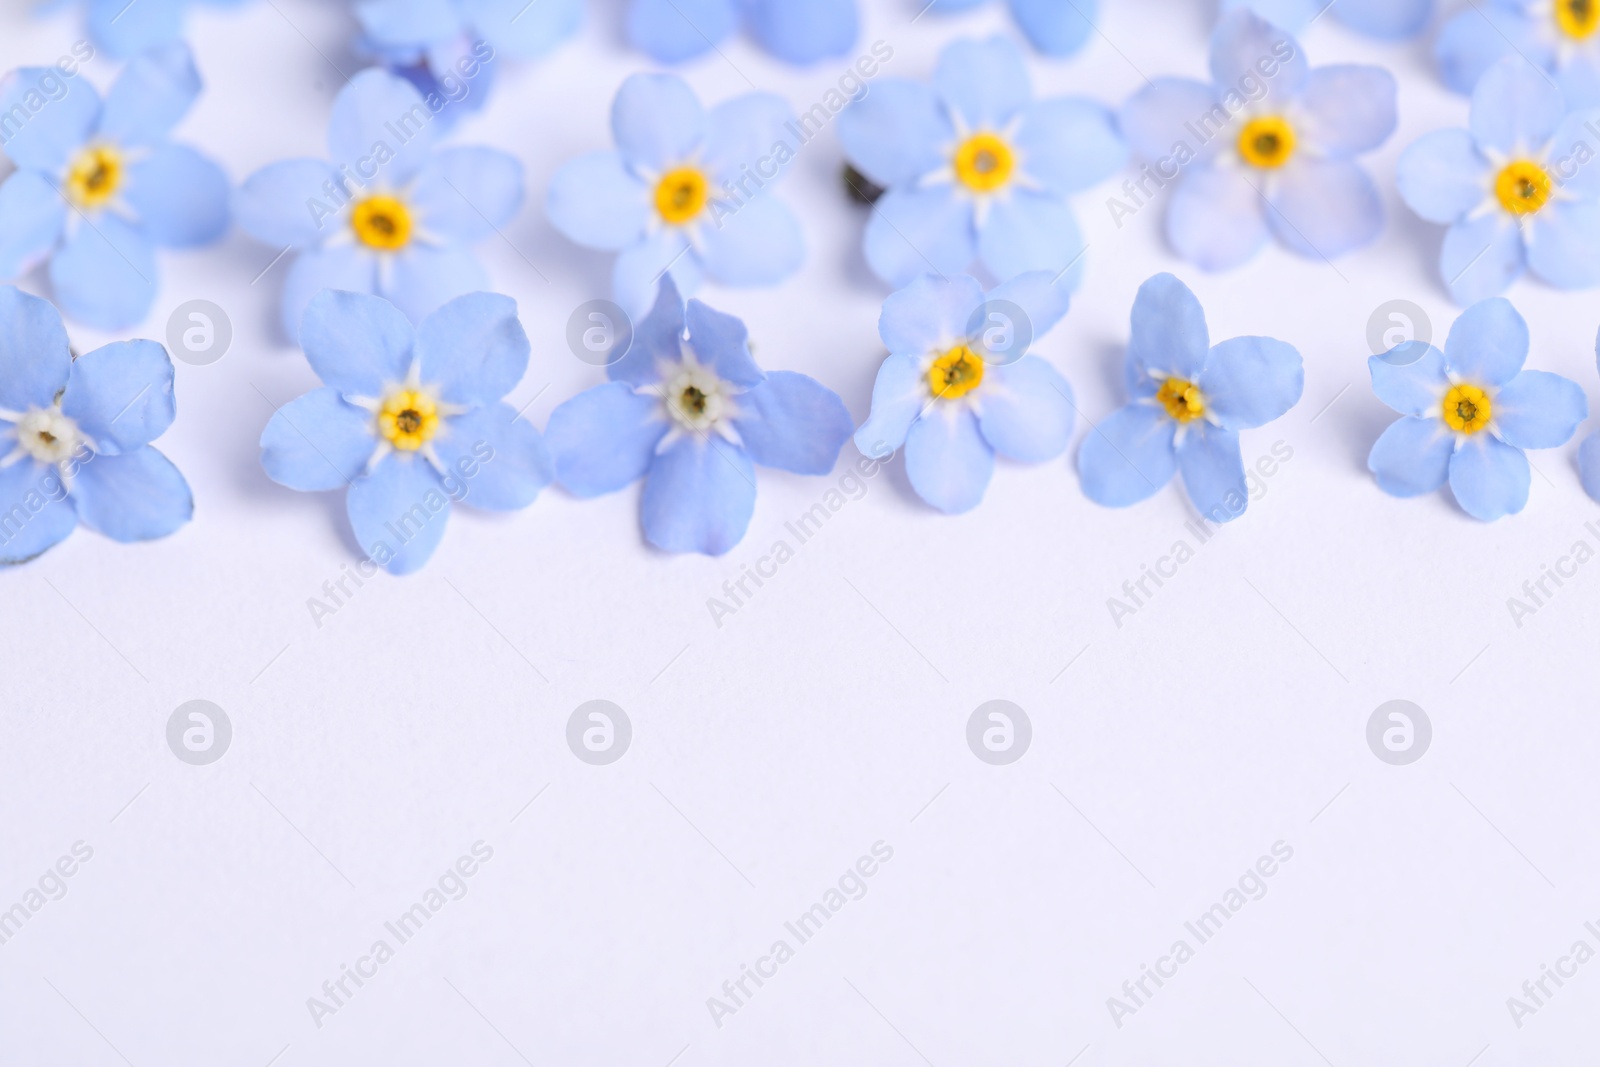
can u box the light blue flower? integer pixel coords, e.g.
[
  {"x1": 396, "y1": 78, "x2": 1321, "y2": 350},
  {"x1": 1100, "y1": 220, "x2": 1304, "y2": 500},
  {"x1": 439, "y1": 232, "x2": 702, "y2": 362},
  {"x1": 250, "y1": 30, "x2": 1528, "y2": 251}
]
[
  {"x1": 547, "y1": 73, "x2": 804, "y2": 318},
  {"x1": 1368, "y1": 298, "x2": 1586, "y2": 520},
  {"x1": 1581, "y1": 328, "x2": 1600, "y2": 503},
  {"x1": 545, "y1": 277, "x2": 853, "y2": 556},
  {"x1": 1119, "y1": 11, "x2": 1394, "y2": 272},
  {"x1": 837, "y1": 36, "x2": 1125, "y2": 290},
  {"x1": 1437, "y1": 0, "x2": 1600, "y2": 105},
  {"x1": 260, "y1": 289, "x2": 552, "y2": 576},
  {"x1": 44, "y1": 0, "x2": 251, "y2": 58},
  {"x1": 853, "y1": 272, "x2": 1075, "y2": 514},
  {"x1": 1397, "y1": 57, "x2": 1600, "y2": 305},
  {"x1": 628, "y1": 0, "x2": 857, "y2": 65},
  {"x1": 1222, "y1": 0, "x2": 1433, "y2": 39},
  {"x1": 1078, "y1": 273, "x2": 1302, "y2": 521},
  {"x1": 924, "y1": 0, "x2": 1095, "y2": 57},
  {"x1": 0, "y1": 42, "x2": 229, "y2": 330},
  {"x1": 0, "y1": 285, "x2": 193, "y2": 564},
  {"x1": 235, "y1": 68, "x2": 524, "y2": 339}
]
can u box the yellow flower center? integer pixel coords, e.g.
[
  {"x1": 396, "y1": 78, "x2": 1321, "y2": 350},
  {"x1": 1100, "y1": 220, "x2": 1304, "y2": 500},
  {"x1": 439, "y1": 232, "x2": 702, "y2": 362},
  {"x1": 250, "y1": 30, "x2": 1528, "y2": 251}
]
[
  {"x1": 953, "y1": 133, "x2": 1016, "y2": 193},
  {"x1": 1237, "y1": 116, "x2": 1296, "y2": 169},
  {"x1": 1442, "y1": 383, "x2": 1492, "y2": 434},
  {"x1": 654, "y1": 167, "x2": 710, "y2": 225},
  {"x1": 65, "y1": 144, "x2": 123, "y2": 209},
  {"x1": 927, "y1": 345, "x2": 984, "y2": 400},
  {"x1": 1156, "y1": 377, "x2": 1206, "y2": 423},
  {"x1": 1557, "y1": 0, "x2": 1600, "y2": 38},
  {"x1": 351, "y1": 195, "x2": 414, "y2": 251},
  {"x1": 377, "y1": 388, "x2": 439, "y2": 451},
  {"x1": 1495, "y1": 160, "x2": 1553, "y2": 216}
]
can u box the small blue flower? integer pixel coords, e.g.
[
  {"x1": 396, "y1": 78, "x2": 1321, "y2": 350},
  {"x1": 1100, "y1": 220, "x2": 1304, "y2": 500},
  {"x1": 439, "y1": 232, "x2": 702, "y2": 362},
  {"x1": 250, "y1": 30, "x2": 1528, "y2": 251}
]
[
  {"x1": 925, "y1": 0, "x2": 1096, "y2": 57},
  {"x1": 628, "y1": 0, "x2": 857, "y2": 65},
  {"x1": 1437, "y1": 0, "x2": 1600, "y2": 105},
  {"x1": 1222, "y1": 0, "x2": 1433, "y2": 39},
  {"x1": 1120, "y1": 12, "x2": 1395, "y2": 272},
  {"x1": 0, "y1": 285, "x2": 193, "y2": 564},
  {"x1": 1367, "y1": 298, "x2": 1586, "y2": 521},
  {"x1": 547, "y1": 73, "x2": 804, "y2": 318},
  {"x1": 545, "y1": 277, "x2": 853, "y2": 556},
  {"x1": 260, "y1": 289, "x2": 553, "y2": 576},
  {"x1": 45, "y1": 0, "x2": 252, "y2": 58},
  {"x1": 854, "y1": 272, "x2": 1075, "y2": 514},
  {"x1": 0, "y1": 42, "x2": 229, "y2": 330},
  {"x1": 1397, "y1": 57, "x2": 1600, "y2": 305},
  {"x1": 235, "y1": 69, "x2": 524, "y2": 339},
  {"x1": 838, "y1": 36, "x2": 1125, "y2": 290},
  {"x1": 1078, "y1": 273, "x2": 1302, "y2": 521}
]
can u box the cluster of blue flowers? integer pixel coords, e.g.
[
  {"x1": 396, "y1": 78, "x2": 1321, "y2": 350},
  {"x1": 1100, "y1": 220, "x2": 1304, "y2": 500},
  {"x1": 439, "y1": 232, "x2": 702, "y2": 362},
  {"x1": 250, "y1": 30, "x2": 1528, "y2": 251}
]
[{"x1": 5, "y1": 0, "x2": 1600, "y2": 575}]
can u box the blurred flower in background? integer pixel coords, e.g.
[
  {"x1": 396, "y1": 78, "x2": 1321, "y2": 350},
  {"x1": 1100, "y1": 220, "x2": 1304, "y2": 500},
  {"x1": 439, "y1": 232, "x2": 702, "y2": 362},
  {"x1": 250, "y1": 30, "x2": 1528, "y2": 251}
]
[
  {"x1": 627, "y1": 0, "x2": 858, "y2": 65},
  {"x1": 1437, "y1": 0, "x2": 1600, "y2": 105},
  {"x1": 1223, "y1": 0, "x2": 1434, "y2": 39},
  {"x1": 42, "y1": 0, "x2": 252, "y2": 58},
  {"x1": 923, "y1": 0, "x2": 1096, "y2": 57}
]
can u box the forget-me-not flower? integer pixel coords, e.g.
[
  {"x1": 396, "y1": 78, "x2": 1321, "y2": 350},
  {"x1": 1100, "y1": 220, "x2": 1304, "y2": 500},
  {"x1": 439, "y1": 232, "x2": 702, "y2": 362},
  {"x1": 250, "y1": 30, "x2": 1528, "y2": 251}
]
[
  {"x1": 853, "y1": 272, "x2": 1075, "y2": 514},
  {"x1": 544, "y1": 277, "x2": 853, "y2": 556},
  {"x1": 1078, "y1": 273, "x2": 1303, "y2": 521},
  {"x1": 44, "y1": 0, "x2": 251, "y2": 58},
  {"x1": 628, "y1": 0, "x2": 857, "y2": 65},
  {"x1": 1118, "y1": 12, "x2": 1395, "y2": 271},
  {"x1": 1397, "y1": 56, "x2": 1600, "y2": 305},
  {"x1": 0, "y1": 285, "x2": 193, "y2": 564},
  {"x1": 924, "y1": 0, "x2": 1095, "y2": 57},
  {"x1": 1223, "y1": 0, "x2": 1433, "y2": 39},
  {"x1": 1367, "y1": 298, "x2": 1586, "y2": 520},
  {"x1": 0, "y1": 42, "x2": 229, "y2": 329},
  {"x1": 837, "y1": 36, "x2": 1125, "y2": 290},
  {"x1": 547, "y1": 73, "x2": 803, "y2": 318},
  {"x1": 1438, "y1": 0, "x2": 1600, "y2": 105},
  {"x1": 260, "y1": 289, "x2": 552, "y2": 575},
  {"x1": 235, "y1": 68, "x2": 524, "y2": 338}
]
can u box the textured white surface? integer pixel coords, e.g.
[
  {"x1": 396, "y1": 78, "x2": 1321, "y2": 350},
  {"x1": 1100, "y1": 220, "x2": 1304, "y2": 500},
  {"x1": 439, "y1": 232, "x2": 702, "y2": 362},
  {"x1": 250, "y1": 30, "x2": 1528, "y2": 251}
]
[{"x1": 2, "y1": 0, "x2": 1599, "y2": 1063}]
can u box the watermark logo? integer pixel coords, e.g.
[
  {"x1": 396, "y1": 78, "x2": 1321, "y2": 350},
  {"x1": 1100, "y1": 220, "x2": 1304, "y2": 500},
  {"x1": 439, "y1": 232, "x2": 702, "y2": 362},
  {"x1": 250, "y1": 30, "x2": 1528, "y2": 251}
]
[
  {"x1": 1366, "y1": 700, "x2": 1430, "y2": 765},
  {"x1": 165, "y1": 299, "x2": 233, "y2": 366},
  {"x1": 965, "y1": 298, "x2": 1032, "y2": 366},
  {"x1": 1366, "y1": 299, "x2": 1432, "y2": 360},
  {"x1": 567, "y1": 700, "x2": 631, "y2": 765},
  {"x1": 966, "y1": 700, "x2": 1031, "y2": 765},
  {"x1": 166, "y1": 700, "x2": 231, "y2": 765},
  {"x1": 566, "y1": 299, "x2": 633, "y2": 366}
]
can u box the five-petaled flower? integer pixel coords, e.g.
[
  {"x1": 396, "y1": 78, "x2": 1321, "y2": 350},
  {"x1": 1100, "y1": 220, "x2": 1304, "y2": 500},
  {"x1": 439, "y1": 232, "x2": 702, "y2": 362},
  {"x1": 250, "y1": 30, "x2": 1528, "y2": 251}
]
[
  {"x1": 0, "y1": 42, "x2": 230, "y2": 329},
  {"x1": 853, "y1": 271, "x2": 1075, "y2": 514},
  {"x1": 1078, "y1": 273, "x2": 1303, "y2": 521},
  {"x1": 544, "y1": 277, "x2": 854, "y2": 556},
  {"x1": 1225, "y1": 0, "x2": 1433, "y2": 39},
  {"x1": 0, "y1": 285, "x2": 194, "y2": 564},
  {"x1": 1119, "y1": 12, "x2": 1396, "y2": 272},
  {"x1": 547, "y1": 73, "x2": 804, "y2": 318},
  {"x1": 51, "y1": 0, "x2": 252, "y2": 58},
  {"x1": 1369, "y1": 298, "x2": 1587, "y2": 520},
  {"x1": 259, "y1": 289, "x2": 553, "y2": 575},
  {"x1": 235, "y1": 68, "x2": 524, "y2": 338},
  {"x1": 924, "y1": 0, "x2": 1096, "y2": 56},
  {"x1": 838, "y1": 36, "x2": 1125, "y2": 290},
  {"x1": 1398, "y1": 56, "x2": 1600, "y2": 304},
  {"x1": 1438, "y1": 0, "x2": 1600, "y2": 105},
  {"x1": 627, "y1": 0, "x2": 857, "y2": 65}
]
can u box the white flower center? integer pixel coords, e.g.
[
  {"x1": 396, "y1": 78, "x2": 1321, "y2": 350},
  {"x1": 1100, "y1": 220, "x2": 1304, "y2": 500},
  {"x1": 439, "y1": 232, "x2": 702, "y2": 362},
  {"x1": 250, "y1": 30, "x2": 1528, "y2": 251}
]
[
  {"x1": 663, "y1": 361, "x2": 734, "y2": 433},
  {"x1": 11, "y1": 407, "x2": 83, "y2": 465}
]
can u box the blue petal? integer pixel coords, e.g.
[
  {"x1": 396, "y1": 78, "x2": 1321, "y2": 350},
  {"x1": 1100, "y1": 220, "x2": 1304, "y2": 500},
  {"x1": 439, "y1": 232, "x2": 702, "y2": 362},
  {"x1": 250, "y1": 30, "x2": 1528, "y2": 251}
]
[
  {"x1": 1332, "y1": 0, "x2": 1434, "y2": 39},
  {"x1": 1435, "y1": 4, "x2": 1539, "y2": 96},
  {"x1": 1016, "y1": 98, "x2": 1125, "y2": 195},
  {"x1": 1397, "y1": 129, "x2": 1490, "y2": 224},
  {"x1": 626, "y1": 0, "x2": 737, "y2": 64},
  {"x1": 904, "y1": 407, "x2": 994, "y2": 514},
  {"x1": 879, "y1": 274, "x2": 986, "y2": 357},
  {"x1": 697, "y1": 194, "x2": 804, "y2": 286},
  {"x1": 732, "y1": 370, "x2": 852, "y2": 474},
  {"x1": 0, "y1": 172, "x2": 66, "y2": 278},
  {"x1": 703, "y1": 92, "x2": 795, "y2": 185},
  {"x1": 686, "y1": 298, "x2": 764, "y2": 386},
  {"x1": 837, "y1": 80, "x2": 951, "y2": 188},
  {"x1": 1368, "y1": 415, "x2": 1454, "y2": 496},
  {"x1": 1579, "y1": 430, "x2": 1600, "y2": 504},
  {"x1": 1444, "y1": 296, "x2": 1527, "y2": 385},
  {"x1": 87, "y1": 0, "x2": 184, "y2": 56},
  {"x1": 1492, "y1": 369, "x2": 1587, "y2": 448},
  {"x1": 416, "y1": 291, "x2": 527, "y2": 407},
  {"x1": 1165, "y1": 166, "x2": 1269, "y2": 272},
  {"x1": 0, "y1": 66, "x2": 101, "y2": 172},
  {"x1": 1176, "y1": 422, "x2": 1248, "y2": 522},
  {"x1": 0, "y1": 285, "x2": 71, "y2": 410},
  {"x1": 259, "y1": 386, "x2": 376, "y2": 491},
  {"x1": 459, "y1": 0, "x2": 582, "y2": 59},
  {"x1": 1557, "y1": 56, "x2": 1600, "y2": 111},
  {"x1": 356, "y1": 0, "x2": 461, "y2": 45},
  {"x1": 983, "y1": 270, "x2": 1071, "y2": 350},
  {"x1": 69, "y1": 445, "x2": 192, "y2": 541},
  {"x1": 1199, "y1": 336, "x2": 1303, "y2": 430},
  {"x1": 432, "y1": 402, "x2": 552, "y2": 510},
  {"x1": 1368, "y1": 344, "x2": 1450, "y2": 416},
  {"x1": 853, "y1": 353, "x2": 924, "y2": 459},
  {"x1": 410, "y1": 146, "x2": 523, "y2": 244},
  {"x1": 934, "y1": 37, "x2": 1031, "y2": 129},
  {"x1": 61, "y1": 340, "x2": 174, "y2": 454},
  {"x1": 1222, "y1": 0, "x2": 1318, "y2": 32},
  {"x1": 547, "y1": 382, "x2": 669, "y2": 496},
  {"x1": 610, "y1": 274, "x2": 685, "y2": 387},
  {"x1": 0, "y1": 457, "x2": 77, "y2": 565},
  {"x1": 1471, "y1": 56, "x2": 1565, "y2": 157},
  {"x1": 863, "y1": 185, "x2": 975, "y2": 287},
  {"x1": 745, "y1": 0, "x2": 857, "y2": 63},
  {"x1": 1009, "y1": 0, "x2": 1094, "y2": 55},
  {"x1": 235, "y1": 159, "x2": 343, "y2": 248},
  {"x1": 1526, "y1": 199, "x2": 1600, "y2": 288},
  {"x1": 1546, "y1": 108, "x2": 1600, "y2": 197},
  {"x1": 1267, "y1": 158, "x2": 1384, "y2": 259},
  {"x1": 49, "y1": 213, "x2": 156, "y2": 330},
  {"x1": 281, "y1": 245, "x2": 379, "y2": 341},
  {"x1": 1449, "y1": 431, "x2": 1530, "y2": 519},
  {"x1": 382, "y1": 244, "x2": 487, "y2": 325},
  {"x1": 547, "y1": 152, "x2": 650, "y2": 251},
  {"x1": 1299, "y1": 65, "x2": 1397, "y2": 157},
  {"x1": 1127, "y1": 272, "x2": 1210, "y2": 387},
  {"x1": 641, "y1": 436, "x2": 756, "y2": 555},
  {"x1": 975, "y1": 355, "x2": 1075, "y2": 462},
  {"x1": 347, "y1": 452, "x2": 451, "y2": 573},
  {"x1": 1210, "y1": 11, "x2": 1307, "y2": 105},
  {"x1": 1119, "y1": 78, "x2": 1223, "y2": 166},
  {"x1": 978, "y1": 191, "x2": 1085, "y2": 288},
  {"x1": 1076, "y1": 402, "x2": 1177, "y2": 506},
  {"x1": 613, "y1": 227, "x2": 697, "y2": 319},
  {"x1": 300, "y1": 288, "x2": 416, "y2": 396},
  {"x1": 327, "y1": 69, "x2": 437, "y2": 187},
  {"x1": 99, "y1": 41, "x2": 200, "y2": 147},
  {"x1": 123, "y1": 144, "x2": 229, "y2": 248},
  {"x1": 1441, "y1": 213, "x2": 1524, "y2": 305},
  {"x1": 612, "y1": 73, "x2": 706, "y2": 173}
]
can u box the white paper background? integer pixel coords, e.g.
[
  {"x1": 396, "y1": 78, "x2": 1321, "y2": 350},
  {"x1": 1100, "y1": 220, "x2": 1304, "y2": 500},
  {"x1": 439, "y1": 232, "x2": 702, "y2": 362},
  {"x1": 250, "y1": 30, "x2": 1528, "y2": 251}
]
[{"x1": 2, "y1": 0, "x2": 1598, "y2": 1063}]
